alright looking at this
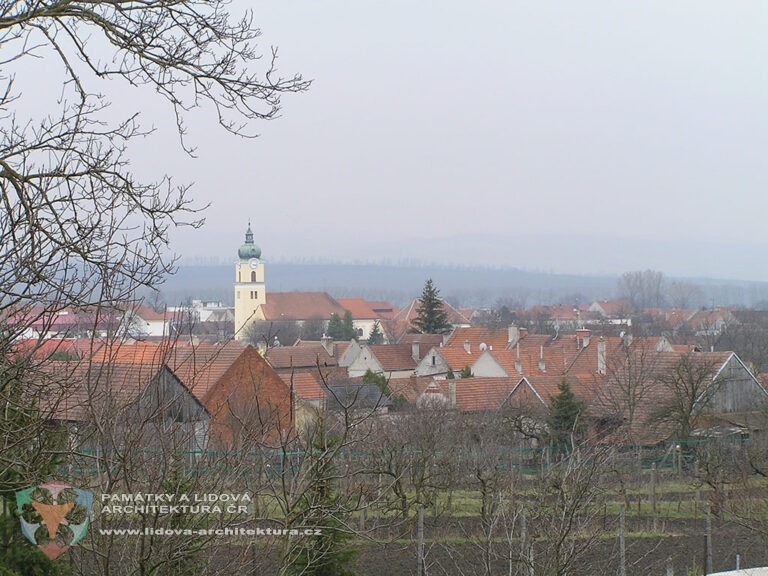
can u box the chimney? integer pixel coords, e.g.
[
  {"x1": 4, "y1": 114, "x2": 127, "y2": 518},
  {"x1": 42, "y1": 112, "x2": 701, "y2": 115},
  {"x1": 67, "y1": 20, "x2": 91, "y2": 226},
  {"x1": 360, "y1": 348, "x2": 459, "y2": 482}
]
[
  {"x1": 623, "y1": 333, "x2": 633, "y2": 348},
  {"x1": 597, "y1": 337, "x2": 606, "y2": 375},
  {"x1": 412, "y1": 341, "x2": 421, "y2": 362},
  {"x1": 321, "y1": 334, "x2": 334, "y2": 356},
  {"x1": 463, "y1": 339, "x2": 471, "y2": 354},
  {"x1": 448, "y1": 380, "x2": 457, "y2": 408},
  {"x1": 576, "y1": 328, "x2": 591, "y2": 348},
  {"x1": 508, "y1": 324, "x2": 520, "y2": 347},
  {"x1": 538, "y1": 345, "x2": 546, "y2": 373},
  {"x1": 515, "y1": 342, "x2": 523, "y2": 374},
  {"x1": 519, "y1": 327, "x2": 528, "y2": 340}
]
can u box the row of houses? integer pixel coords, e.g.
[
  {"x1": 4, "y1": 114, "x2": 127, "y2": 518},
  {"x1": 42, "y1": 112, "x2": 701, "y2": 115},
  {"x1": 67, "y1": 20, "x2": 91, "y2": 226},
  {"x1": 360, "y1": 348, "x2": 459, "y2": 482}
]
[
  {"x1": 13, "y1": 308, "x2": 766, "y2": 452},
  {"x1": 263, "y1": 324, "x2": 768, "y2": 445}
]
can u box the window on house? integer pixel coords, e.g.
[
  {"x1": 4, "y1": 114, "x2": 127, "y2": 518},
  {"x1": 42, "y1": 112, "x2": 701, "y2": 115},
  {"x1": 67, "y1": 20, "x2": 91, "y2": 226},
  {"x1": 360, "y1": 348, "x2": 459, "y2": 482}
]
[
  {"x1": 251, "y1": 271, "x2": 256, "y2": 282},
  {"x1": 431, "y1": 355, "x2": 436, "y2": 367},
  {"x1": 357, "y1": 328, "x2": 363, "y2": 337}
]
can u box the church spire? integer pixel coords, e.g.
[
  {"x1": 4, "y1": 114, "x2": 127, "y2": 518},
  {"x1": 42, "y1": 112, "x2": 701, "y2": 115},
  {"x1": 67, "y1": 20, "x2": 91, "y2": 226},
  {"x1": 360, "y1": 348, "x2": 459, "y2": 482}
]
[{"x1": 238, "y1": 221, "x2": 261, "y2": 260}]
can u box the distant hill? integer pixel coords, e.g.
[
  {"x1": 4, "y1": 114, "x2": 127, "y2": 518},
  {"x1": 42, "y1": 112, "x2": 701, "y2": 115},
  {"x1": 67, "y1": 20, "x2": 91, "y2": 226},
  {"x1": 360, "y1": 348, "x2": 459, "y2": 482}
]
[{"x1": 150, "y1": 262, "x2": 768, "y2": 310}]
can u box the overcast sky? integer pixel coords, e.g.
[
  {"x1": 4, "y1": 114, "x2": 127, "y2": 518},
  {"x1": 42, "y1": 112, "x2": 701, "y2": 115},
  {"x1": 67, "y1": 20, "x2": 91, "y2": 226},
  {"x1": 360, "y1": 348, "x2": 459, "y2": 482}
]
[{"x1": 129, "y1": 2, "x2": 767, "y2": 279}]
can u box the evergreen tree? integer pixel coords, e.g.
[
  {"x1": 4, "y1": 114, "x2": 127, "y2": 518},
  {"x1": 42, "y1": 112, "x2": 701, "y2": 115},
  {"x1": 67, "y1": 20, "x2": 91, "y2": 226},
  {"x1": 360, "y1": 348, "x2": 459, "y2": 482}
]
[
  {"x1": 326, "y1": 313, "x2": 344, "y2": 340},
  {"x1": 285, "y1": 421, "x2": 357, "y2": 576},
  {"x1": 361, "y1": 369, "x2": 389, "y2": 394},
  {"x1": 546, "y1": 379, "x2": 586, "y2": 450},
  {"x1": 412, "y1": 278, "x2": 451, "y2": 335},
  {"x1": 367, "y1": 321, "x2": 384, "y2": 345},
  {"x1": 341, "y1": 311, "x2": 356, "y2": 340},
  {"x1": 459, "y1": 366, "x2": 473, "y2": 379},
  {"x1": 327, "y1": 312, "x2": 357, "y2": 340}
]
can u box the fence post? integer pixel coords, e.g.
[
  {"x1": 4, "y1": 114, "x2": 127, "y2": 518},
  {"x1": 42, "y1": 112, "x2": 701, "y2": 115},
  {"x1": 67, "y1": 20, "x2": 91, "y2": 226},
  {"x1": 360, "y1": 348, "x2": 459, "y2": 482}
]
[
  {"x1": 705, "y1": 502, "x2": 712, "y2": 574},
  {"x1": 619, "y1": 503, "x2": 627, "y2": 576},
  {"x1": 417, "y1": 505, "x2": 425, "y2": 576}
]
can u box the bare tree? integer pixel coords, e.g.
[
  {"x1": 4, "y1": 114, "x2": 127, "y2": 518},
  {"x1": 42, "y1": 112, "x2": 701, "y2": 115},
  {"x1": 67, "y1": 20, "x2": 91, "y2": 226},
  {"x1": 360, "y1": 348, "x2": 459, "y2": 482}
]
[
  {"x1": 666, "y1": 281, "x2": 705, "y2": 310},
  {"x1": 617, "y1": 270, "x2": 666, "y2": 309},
  {"x1": 525, "y1": 445, "x2": 616, "y2": 576},
  {"x1": 652, "y1": 352, "x2": 724, "y2": 441},
  {"x1": 594, "y1": 338, "x2": 660, "y2": 443},
  {"x1": 365, "y1": 407, "x2": 456, "y2": 519},
  {"x1": 0, "y1": 0, "x2": 308, "y2": 332},
  {"x1": 1, "y1": 2, "x2": 308, "y2": 568}
]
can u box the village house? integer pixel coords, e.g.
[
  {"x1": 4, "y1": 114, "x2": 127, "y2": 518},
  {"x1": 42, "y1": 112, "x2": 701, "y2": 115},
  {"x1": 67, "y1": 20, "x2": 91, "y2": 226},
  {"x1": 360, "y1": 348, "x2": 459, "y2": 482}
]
[
  {"x1": 346, "y1": 343, "x2": 434, "y2": 380},
  {"x1": 86, "y1": 340, "x2": 293, "y2": 447}
]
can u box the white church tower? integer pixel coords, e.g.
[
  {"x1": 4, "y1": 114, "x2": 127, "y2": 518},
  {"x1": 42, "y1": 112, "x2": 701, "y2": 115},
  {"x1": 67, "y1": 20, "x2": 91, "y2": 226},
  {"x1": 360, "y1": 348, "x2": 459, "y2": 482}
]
[{"x1": 234, "y1": 223, "x2": 266, "y2": 340}]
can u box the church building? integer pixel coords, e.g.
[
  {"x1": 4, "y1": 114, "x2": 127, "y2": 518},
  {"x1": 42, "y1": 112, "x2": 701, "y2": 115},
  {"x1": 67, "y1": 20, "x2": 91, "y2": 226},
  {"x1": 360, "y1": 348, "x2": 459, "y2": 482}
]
[{"x1": 234, "y1": 224, "x2": 266, "y2": 338}]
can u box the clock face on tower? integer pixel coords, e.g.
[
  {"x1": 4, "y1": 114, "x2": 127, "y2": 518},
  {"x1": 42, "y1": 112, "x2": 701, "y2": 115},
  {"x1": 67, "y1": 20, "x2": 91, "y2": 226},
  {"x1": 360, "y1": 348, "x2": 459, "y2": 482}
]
[{"x1": 248, "y1": 258, "x2": 259, "y2": 269}]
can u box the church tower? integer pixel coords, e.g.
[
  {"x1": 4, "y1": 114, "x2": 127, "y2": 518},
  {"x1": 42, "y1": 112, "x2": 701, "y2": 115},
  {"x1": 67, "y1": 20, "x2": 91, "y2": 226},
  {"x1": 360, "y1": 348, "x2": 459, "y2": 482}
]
[{"x1": 234, "y1": 223, "x2": 266, "y2": 340}]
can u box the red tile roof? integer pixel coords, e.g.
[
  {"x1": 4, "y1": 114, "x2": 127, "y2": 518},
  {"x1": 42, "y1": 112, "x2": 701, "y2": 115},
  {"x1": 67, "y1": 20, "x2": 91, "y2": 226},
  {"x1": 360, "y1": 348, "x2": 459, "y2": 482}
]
[
  {"x1": 130, "y1": 304, "x2": 171, "y2": 322},
  {"x1": 398, "y1": 333, "x2": 445, "y2": 347},
  {"x1": 336, "y1": 298, "x2": 378, "y2": 319},
  {"x1": 13, "y1": 338, "x2": 103, "y2": 361},
  {"x1": 367, "y1": 301, "x2": 398, "y2": 320},
  {"x1": 265, "y1": 344, "x2": 338, "y2": 370},
  {"x1": 435, "y1": 347, "x2": 477, "y2": 372},
  {"x1": 261, "y1": 292, "x2": 346, "y2": 321},
  {"x1": 41, "y1": 362, "x2": 188, "y2": 422},
  {"x1": 444, "y1": 327, "x2": 512, "y2": 351},
  {"x1": 453, "y1": 377, "x2": 519, "y2": 412},
  {"x1": 367, "y1": 344, "x2": 419, "y2": 371},
  {"x1": 278, "y1": 371, "x2": 326, "y2": 400}
]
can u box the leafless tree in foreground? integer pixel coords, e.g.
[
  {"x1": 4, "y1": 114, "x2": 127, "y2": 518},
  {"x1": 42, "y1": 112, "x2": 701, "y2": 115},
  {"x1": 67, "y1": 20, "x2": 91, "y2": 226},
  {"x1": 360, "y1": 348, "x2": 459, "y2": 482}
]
[
  {"x1": 0, "y1": 0, "x2": 309, "y2": 333},
  {"x1": 0, "y1": 1, "x2": 308, "y2": 567}
]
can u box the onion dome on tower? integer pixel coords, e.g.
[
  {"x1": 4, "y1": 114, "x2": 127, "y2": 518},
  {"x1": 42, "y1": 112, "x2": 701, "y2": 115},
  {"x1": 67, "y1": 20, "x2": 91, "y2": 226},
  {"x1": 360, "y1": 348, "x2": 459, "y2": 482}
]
[{"x1": 238, "y1": 222, "x2": 262, "y2": 260}]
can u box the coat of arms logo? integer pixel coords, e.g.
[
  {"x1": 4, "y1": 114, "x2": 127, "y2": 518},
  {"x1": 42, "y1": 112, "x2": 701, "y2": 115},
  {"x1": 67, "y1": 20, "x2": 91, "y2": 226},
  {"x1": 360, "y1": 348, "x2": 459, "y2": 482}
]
[{"x1": 16, "y1": 480, "x2": 93, "y2": 559}]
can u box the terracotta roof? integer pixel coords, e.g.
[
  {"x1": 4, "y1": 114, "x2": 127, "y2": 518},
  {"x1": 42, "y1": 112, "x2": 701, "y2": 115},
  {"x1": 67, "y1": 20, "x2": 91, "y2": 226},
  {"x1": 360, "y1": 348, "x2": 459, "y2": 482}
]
[
  {"x1": 265, "y1": 344, "x2": 338, "y2": 370},
  {"x1": 130, "y1": 304, "x2": 171, "y2": 322},
  {"x1": 666, "y1": 309, "x2": 696, "y2": 328},
  {"x1": 368, "y1": 344, "x2": 419, "y2": 371},
  {"x1": 386, "y1": 375, "x2": 439, "y2": 403},
  {"x1": 435, "y1": 347, "x2": 477, "y2": 371},
  {"x1": 13, "y1": 338, "x2": 103, "y2": 361},
  {"x1": 91, "y1": 341, "x2": 190, "y2": 366},
  {"x1": 508, "y1": 375, "x2": 571, "y2": 407},
  {"x1": 169, "y1": 342, "x2": 249, "y2": 403},
  {"x1": 445, "y1": 327, "x2": 512, "y2": 351},
  {"x1": 590, "y1": 300, "x2": 633, "y2": 316},
  {"x1": 367, "y1": 301, "x2": 398, "y2": 320},
  {"x1": 41, "y1": 362, "x2": 193, "y2": 422},
  {"x1": 90, "y1": 340, "x2": 265, "y2": 405},
  {"x1": 336, "y1": 298, "x2": 378, "y2": 319},
  {"x1": 453, "y1": 377, "x2": 519, "y2": 412},
  {"x1": 261, "y1": 292, "x2": 346, "y2": 321},
  {"x1": 527, "y1": 305, "x2": 583, "y2": 322},
  {"x1": 398, "y1": 333, "x2": 444, "y2": 347},
  {"x1": 279, "y1": 371, "x2": 326, "y2": 400},
  {"x1": 294, "y1": 339, "x2": 352, "y2": 358}
]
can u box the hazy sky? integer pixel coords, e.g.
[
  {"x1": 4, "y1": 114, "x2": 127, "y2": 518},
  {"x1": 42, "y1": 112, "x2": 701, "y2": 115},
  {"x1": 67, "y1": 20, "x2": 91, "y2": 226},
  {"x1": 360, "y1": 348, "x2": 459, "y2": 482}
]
[{"x1": 127, "y1": 2, "x2": 767, "y2": 279}]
